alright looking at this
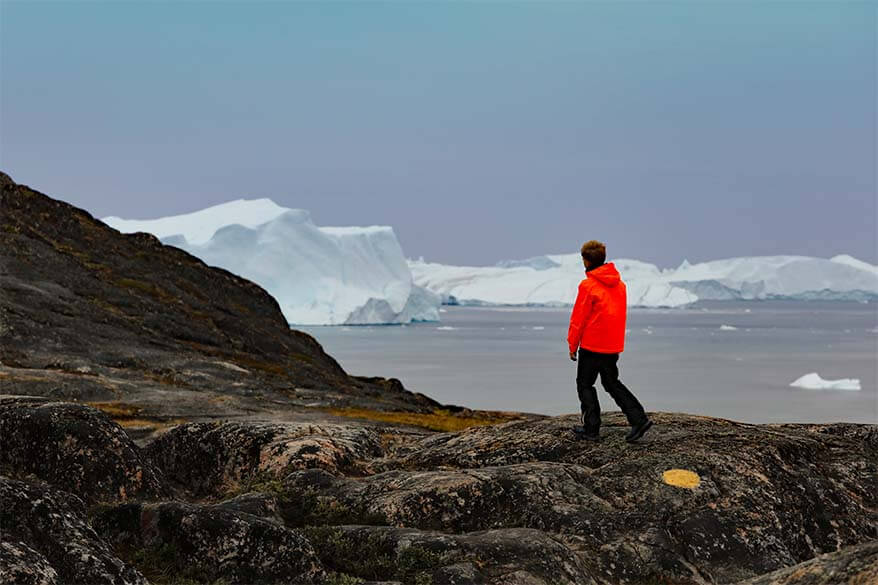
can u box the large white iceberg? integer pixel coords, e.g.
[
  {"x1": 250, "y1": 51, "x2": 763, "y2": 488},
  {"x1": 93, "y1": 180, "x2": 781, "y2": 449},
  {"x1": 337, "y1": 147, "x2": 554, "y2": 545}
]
[
  {"x1": 409, "y1": 255, "x2": 697, "y2": 308},
  {"x1": 103, "y1": 199, "x2": 440, "y2": 326},
  {"x1": 409, "y1": 253, "x2": 878, "y2": 308}
]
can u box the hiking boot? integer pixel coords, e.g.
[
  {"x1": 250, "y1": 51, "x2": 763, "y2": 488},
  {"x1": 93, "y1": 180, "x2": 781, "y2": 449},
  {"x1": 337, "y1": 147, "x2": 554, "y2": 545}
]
[
  {"x1": 572, "y1": 425, "x2": 600, "y2": 442},
  {"x1": 625, "y1": 418, "x2": 653, "y2": 443}
]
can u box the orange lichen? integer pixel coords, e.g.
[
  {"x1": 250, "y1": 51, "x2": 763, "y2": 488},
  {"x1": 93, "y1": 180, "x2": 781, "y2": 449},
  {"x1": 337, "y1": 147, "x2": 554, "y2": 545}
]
[{"x1": 663, "y1": 469, "x2": 701, "y2": 489}]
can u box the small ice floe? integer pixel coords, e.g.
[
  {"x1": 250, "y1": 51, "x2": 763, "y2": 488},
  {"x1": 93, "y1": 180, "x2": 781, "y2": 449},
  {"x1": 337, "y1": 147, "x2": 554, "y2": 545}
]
[
  {"x1": 532, "y1": 326, "x2": 545, "y2": 330},
  {"x1": 790, "y1": 373, "x2": 861, "y2": 391},
  {"x1": 719, "y1": 325, "x2": 738, "y2": 331},
  {"x1": 641, "y1": 328, "x2": 654, "y2": 335},
  {"x1": 436, "y1": 326, "x2": 456, "y2": 331},
  {"x1": 439, "y1": 308, "x2": 448, "y2": 313}
]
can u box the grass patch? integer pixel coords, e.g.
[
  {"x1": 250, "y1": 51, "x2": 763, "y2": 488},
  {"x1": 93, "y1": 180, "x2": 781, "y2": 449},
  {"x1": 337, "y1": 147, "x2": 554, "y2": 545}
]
[
  {"x1": 86, "y1": 401, "x2": 141, "y2": 418},
  {"x1": 115, "y1": 277, "x2": 176, "y2": 303},
  {"x1": 326, "y1": 407, "x2": 518, "y2": 432},
  {"x1": 114, "y1": 417, "x2": 187, "y2": 430},
  {"x1": 85, "y1": 402, "x2": 185, "y2": 432}
]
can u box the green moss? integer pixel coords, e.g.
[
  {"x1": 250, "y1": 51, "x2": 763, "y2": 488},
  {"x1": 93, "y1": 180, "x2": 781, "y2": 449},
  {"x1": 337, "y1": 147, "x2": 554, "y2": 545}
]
[
  {"x1": 304, "y1": 527, "x2": 446, "y2": 584},
  {"x1": 397, "y1": 546, "x2": 444, "y2": 584},
  {"x1": 114, "y1": 541, "x2": 231, "y2": 585},
  {"x1": 225, "y1": 472, "x2": 386, "y2": 527},
  {"x1": 323, "y1": 573, "x2": 364, "y2": 585}
]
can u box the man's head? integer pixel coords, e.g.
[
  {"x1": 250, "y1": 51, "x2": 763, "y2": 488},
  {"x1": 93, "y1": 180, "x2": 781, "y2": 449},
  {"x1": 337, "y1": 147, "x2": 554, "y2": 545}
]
[{"x1": 580, "y1": 240, "x2": 606, "y2": 270}]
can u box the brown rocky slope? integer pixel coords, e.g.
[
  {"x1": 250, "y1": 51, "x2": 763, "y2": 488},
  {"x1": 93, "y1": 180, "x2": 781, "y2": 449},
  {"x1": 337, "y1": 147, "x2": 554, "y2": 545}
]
[{"x1": 0, "y1": 171, "x2": 451, "y2": 434}]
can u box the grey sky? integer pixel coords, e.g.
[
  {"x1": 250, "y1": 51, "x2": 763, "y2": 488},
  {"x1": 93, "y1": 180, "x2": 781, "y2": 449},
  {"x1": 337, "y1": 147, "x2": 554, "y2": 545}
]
[{"x1": 1, "y1": 2, "x2": 875, "y2": 267}]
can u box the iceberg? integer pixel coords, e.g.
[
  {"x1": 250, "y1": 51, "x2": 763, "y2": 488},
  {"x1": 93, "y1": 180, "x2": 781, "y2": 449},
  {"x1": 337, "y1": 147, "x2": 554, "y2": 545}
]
[
  {"x1": 667, "y1": 255, "x2": 878, "y2": 301},
  {"x1": 831, "y1": 254, "x2": 878, "y2": 276},
  {"x1": 790, "y1": 373, "x2": 861, "y2": 391},
  {"x1": 103, "y1": 199, "x2": 440, "y2": 326},
  {"x1": 409, "y1": 254, "x2": 878, "y2": 308},
  {"x1": 410, "y1": 255, "x2": 697, "y2": 308}
]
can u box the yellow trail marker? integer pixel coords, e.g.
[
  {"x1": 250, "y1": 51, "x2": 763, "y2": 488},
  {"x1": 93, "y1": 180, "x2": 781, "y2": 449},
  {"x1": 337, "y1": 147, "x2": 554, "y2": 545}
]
[{"x1": 663, "y1": 469, "x2": 701, "y2": 489}]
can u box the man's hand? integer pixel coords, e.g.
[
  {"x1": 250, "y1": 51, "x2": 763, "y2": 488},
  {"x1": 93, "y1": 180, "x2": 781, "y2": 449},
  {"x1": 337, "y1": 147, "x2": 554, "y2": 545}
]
[{"x1": 569, "y1": 350, "x2": 577, "y2": 361}]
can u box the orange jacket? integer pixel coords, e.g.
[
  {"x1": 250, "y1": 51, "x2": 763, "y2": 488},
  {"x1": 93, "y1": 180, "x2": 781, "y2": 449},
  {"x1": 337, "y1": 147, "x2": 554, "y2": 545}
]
[{"x1": 567, "y1": 262, "x2": 627, "y2": 354}]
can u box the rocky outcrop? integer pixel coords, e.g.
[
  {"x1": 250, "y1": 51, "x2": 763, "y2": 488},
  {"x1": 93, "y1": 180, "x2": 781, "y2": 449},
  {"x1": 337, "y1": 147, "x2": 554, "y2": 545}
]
[
  {"x1": 1, "y1": 398, "x2": 875, "y2": 585},
  {"x1": 0, "y1": 395, "x2": 166, "y2": 504},
  {"x1": 144, "y1": 420, "x2": 387, "y2": 497},
  {"x1": 0, "y1": 541, "x2": 60, "y2": 585},
  {"x1": 0, "y1": 476, "x2": 147, "y2": 585},
  {"x1": 734, "y1": 540, "x2": 878, "y2": 585},
  {"x1": 92, "y1": 500, "x2": 324, "y2": 584},
  {"x1": 189, "y1": 412, "x2": 875, "y2": 584},
  {"x1": 0, "y1": 171, "x2": 440, "y2": 434}
]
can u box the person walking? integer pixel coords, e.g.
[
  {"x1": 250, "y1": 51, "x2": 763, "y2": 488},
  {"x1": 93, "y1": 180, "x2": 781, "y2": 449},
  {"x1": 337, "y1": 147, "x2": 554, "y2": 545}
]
[{"x1": 567, "y1": 240, "x2": 653, "y2": 442}]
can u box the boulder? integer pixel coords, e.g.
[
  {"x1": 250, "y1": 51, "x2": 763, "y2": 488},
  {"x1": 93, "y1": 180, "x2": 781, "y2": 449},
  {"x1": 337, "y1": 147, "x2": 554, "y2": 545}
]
[
  {"x1": 733, "y1": 540, "x2": 878, "y2": 585},
  {"x1": 92, "y1": 499, "x2": 325, "y2": 584},
  {"x1": 0, "y1": 541, "x2": 59, "y2": 585},
  {"x1": 0, "y1": 476, "x2": 147, "y2": 585},
  {"x1": 0, "y1": 396, "x2": 166, "y2": 503},
  {"x1": 144, "y1": 420, "x2": 385, "y2": 497}
]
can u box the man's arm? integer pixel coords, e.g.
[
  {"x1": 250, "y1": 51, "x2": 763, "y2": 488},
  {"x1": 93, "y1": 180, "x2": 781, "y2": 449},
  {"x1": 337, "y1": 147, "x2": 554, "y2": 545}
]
[{"x1": 567, "y1": 281, "x2": 592, "y2": 359}]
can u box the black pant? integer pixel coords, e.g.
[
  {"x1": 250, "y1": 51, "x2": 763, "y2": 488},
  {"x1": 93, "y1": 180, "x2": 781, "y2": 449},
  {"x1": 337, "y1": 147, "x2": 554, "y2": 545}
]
[{"x1": 576, "y1": 348, "x2": 647, "y2": 435}]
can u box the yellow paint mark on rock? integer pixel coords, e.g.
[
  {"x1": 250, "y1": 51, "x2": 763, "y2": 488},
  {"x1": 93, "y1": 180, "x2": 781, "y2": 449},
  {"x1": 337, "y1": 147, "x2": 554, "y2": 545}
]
[{"x1": 663, "y1": 469, "x2": 701, "y2": 489}]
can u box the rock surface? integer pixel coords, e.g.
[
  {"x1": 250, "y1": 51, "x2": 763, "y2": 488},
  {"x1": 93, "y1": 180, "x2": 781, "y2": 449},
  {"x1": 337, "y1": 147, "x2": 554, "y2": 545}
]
[
  {"x1": 733, "y1": 540, "x2": 878, "y2": 585},
  {"x1": 144, "y1": 420, "x2": 387, "y2": 497},
  {"x1": 304, "y1": 525, "x2": 593, "y2": 584},
  {"x1": 0, "y1": 476, "x2": 148, "y2": 585},
  {"x1": 0, "y1": 540, "x2": 59, "y2": 585},
  {"x1": 0, "y1": 395, "x2": 166, "y2": 504},
  {"x1": 206, "y1": 412, "x2": 876, "y2": 584},
  {"x1": 92, "y1": 499, "x2": 325, "y2": 584}
]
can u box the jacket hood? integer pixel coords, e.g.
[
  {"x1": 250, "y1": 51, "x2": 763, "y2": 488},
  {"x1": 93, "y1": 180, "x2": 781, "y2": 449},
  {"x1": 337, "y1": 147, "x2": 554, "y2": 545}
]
[{"x1": 586, "y1": 262, "x2": 621, "y2": 287}]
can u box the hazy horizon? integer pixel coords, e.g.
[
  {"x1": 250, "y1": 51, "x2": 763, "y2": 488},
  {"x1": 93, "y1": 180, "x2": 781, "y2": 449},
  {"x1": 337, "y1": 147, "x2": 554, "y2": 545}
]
[{"x1": 2, "y1": 2, "x2": 875, "y2": 266}]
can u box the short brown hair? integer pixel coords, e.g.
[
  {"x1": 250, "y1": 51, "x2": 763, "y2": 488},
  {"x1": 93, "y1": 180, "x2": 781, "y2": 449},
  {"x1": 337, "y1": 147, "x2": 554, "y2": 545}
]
[{"x1": 580, "y1": 240, "x2": 606, "y2": 266}]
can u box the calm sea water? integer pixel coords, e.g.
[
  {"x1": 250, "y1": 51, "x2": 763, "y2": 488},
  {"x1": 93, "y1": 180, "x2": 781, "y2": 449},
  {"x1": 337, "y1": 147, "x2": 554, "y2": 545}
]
[{"x1": 299, "y1": 301, "x2": 878, "y2": 424}]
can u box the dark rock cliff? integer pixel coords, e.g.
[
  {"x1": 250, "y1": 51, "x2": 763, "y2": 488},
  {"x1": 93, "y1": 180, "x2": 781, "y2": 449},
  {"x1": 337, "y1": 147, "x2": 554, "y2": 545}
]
[{"x1": 0, "y1": 171, "x2": 439, "y2": 431}]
